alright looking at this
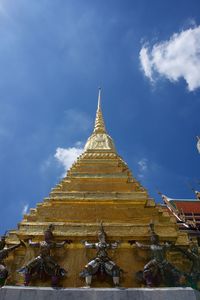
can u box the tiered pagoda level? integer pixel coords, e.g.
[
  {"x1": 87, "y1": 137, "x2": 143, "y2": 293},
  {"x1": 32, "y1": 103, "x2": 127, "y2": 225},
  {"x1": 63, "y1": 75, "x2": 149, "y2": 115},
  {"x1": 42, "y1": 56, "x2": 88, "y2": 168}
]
[{"x1": 6, "y1": 91, "x2": 191, "y2": 287}]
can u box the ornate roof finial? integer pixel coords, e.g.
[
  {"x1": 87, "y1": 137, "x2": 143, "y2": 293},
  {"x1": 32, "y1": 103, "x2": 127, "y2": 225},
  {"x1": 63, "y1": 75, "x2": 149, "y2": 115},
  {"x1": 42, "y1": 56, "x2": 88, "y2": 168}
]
[
  {"x1": 93, "y1": 88, "x2": 106, "y2": 134},
  {"x1": 84, "y1": 89, "x2": 116, "y2": 152}
]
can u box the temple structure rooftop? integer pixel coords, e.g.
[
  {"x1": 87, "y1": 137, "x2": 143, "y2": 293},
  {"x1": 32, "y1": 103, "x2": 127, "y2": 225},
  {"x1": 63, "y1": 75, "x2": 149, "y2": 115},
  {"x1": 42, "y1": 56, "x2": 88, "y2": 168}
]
[{"x1": 162, "y1": 193, "x2": 200, "y2": 234}]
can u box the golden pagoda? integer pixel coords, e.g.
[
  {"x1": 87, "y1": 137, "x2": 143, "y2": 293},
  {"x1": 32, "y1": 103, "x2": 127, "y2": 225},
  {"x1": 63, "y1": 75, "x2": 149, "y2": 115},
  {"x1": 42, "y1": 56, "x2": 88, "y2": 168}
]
[{"x1": 6, "y1": 89, "x2": 190, "y2": 287}]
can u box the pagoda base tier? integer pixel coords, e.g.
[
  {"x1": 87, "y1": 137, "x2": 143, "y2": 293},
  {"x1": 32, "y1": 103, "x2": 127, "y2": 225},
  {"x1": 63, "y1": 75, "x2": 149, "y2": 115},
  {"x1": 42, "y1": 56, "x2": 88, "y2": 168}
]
[
  {"x1": 0, "y1": 286, "x2": 200, "y2": 300},
  {"x1": 5, "y1": 222, "x2": 190, "y2": 288}
]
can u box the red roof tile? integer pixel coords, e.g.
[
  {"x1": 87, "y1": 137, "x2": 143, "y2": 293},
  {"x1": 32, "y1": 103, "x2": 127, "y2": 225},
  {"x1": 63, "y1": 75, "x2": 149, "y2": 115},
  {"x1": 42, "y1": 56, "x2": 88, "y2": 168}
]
[{"x1": 173, "y1": 200, "x2": 200, "y2": 214}]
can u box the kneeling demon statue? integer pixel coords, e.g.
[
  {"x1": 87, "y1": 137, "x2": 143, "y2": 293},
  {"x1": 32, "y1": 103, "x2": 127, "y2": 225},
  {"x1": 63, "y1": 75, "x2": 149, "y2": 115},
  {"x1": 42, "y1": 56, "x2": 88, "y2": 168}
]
[
  {"x1": 18, "y1": 224, "x2": 71, "y2": 287},
  {"x1": 80, "y1": 223, "x2": 122, "y2": 287}
]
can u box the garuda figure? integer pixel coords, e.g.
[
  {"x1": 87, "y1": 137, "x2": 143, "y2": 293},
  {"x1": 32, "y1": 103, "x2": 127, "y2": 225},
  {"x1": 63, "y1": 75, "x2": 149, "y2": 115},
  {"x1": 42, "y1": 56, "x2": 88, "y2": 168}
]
[
  {"x1": 80, "y1": 223, "x2": 121, "y2": 287},
  {"x1": 19, "y1": 224, "x2": 71, "y2": 287},
  {"x1": 0, "y1": 234, "x2": 22, "y2": 287},
  {"x1": 130, "y1": 223, "x2": 183, "y2": 287}
]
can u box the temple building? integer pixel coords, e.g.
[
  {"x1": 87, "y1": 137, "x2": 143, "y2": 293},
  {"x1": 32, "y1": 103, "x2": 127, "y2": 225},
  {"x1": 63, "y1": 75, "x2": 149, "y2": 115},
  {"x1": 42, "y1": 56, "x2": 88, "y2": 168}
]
[
  {"x1": 5, "y1": 90, "x2": 193, "y2": 287},
  {"x1": 161, "y1": 193, "x2": 200, "y2": 240}
]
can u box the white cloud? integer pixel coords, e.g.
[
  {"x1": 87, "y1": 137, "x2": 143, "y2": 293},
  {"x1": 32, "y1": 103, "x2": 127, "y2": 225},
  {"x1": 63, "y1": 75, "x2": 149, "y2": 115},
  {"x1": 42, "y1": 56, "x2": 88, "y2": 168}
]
[
  {"x1": 140, "y1": 47, "x2": 154, "y2": 81},
  {"x1": 140, "y1": 26, "x2": 200, "y2": 91},
  {"x1": 22, "y1": 204, "x2": 29, "y2": 215},
  {"x1": 138, "y1": 158, "x2": 148, "y2": 178},
  {"x1": 54, "y1": 146, "x2": 83, "y2": 176}
]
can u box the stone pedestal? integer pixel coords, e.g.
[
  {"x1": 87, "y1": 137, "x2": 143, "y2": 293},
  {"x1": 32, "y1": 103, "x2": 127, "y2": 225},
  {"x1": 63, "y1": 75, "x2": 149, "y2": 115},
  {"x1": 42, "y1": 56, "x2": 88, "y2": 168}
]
[{"x1": 0, "y1": 286, "x2": 200, "y2": 300}]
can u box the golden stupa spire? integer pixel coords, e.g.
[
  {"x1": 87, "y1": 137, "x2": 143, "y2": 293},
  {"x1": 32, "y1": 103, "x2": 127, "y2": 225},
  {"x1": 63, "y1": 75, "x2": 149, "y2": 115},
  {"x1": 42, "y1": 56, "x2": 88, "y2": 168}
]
[
  {"x1": 84, "y1": 88, "x2": 116, "y2": 152},
  {"x1": 93, "y1": 88, "x2": 106, "y2": 134}
]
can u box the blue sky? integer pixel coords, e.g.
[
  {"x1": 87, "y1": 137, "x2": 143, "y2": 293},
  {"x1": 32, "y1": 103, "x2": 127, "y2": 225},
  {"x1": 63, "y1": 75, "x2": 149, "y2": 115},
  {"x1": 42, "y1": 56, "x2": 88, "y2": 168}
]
[{"x1": 0, "y1": 0, "x2": 200, "y2": 234}]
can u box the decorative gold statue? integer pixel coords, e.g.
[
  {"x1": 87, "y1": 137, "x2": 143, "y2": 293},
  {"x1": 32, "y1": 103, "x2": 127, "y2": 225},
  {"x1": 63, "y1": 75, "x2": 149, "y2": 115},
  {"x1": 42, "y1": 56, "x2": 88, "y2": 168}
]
[
  {"x1": 80, "y1": 223, "x2": 121, "y2": 287},
  {"x1": 19, "y1": 224, "x2": 71, "y2": 287},
  {"x1": 129, "y1": 223, "x2": 184, "y2": 287}
]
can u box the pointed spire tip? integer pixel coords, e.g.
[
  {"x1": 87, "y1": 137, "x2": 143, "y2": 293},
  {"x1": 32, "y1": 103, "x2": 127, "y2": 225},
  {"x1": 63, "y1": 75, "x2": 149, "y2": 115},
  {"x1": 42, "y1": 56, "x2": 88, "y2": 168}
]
[{"x1": 98, "y1": 88, "x2": 101, "y2": 110}]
